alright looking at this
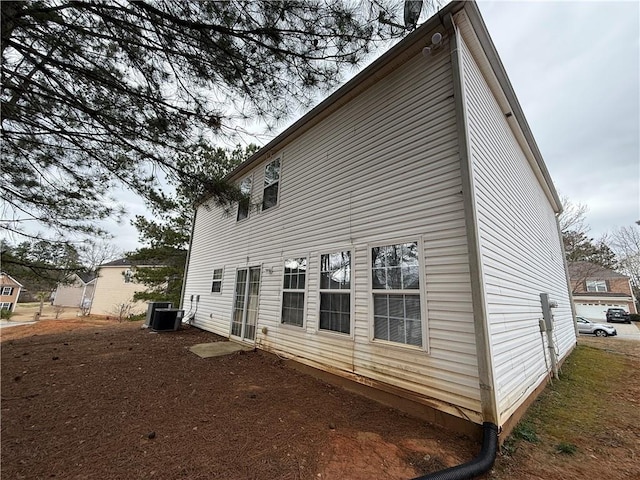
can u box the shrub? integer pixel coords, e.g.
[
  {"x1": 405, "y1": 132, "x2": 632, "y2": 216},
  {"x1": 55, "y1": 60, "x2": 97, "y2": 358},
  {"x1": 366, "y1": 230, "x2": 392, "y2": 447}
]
[
  {"x1": 556, "y1": 442, "x2": 577, "y2": 455},
  {"x1": 1, "y1": 309, "x2": 14, "y2": 320},
  {"x1": 630, "y1": 313, "x2": 640, "y2": 322}
]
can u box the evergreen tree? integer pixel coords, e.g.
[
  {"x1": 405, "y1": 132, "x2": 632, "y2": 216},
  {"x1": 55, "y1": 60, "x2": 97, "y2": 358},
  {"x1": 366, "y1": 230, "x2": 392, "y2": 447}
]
[
  {"x1": 126, "y1": 144, "x2": 258, "y2": 305},
  {"x1": 1, "y1": 239, "x2": 84, "y2": 296},
  {"x1": 1, "y1": 0, "x2": 408, "y2": 244}
]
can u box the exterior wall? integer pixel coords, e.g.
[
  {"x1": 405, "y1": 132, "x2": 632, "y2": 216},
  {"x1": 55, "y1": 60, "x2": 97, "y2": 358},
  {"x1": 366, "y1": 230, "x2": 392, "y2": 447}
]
[
  {"x1": 457, "y1": 26, "x2": 576, "y2": 425},
  {"x1": 185, "y1": 41, "x2": 484, "y2": 422},
  {"x1": 90, "y1": 267, "x2": 147, "y2": 316},
  {"x1": 53, "y1": 277, "x2": 84, "y2": 307},
  {"x1": 0, "y1": 274, "x2": 21, "y2": 312}
]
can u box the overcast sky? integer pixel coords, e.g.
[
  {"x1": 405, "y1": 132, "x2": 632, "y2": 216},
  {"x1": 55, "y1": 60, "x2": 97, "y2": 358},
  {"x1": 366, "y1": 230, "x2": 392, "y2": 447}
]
[{"x1": 106, "y1": 0, "x2": 639, "y2": 254}]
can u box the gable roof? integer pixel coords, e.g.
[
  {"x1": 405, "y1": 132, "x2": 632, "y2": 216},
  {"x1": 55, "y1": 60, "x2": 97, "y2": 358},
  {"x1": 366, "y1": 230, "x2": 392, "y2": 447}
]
[
  {"x1": 99, "y1": 258, "x2": 132, "y2": 267},
  {"x1": 77, "y1": 271, "x2": 97, "y2": 284},
  {"x1": 99, "y1": 258, "x2": 164, "y2": 268},
  {"x1": 567, "y1": 261, "x2": 628, "y2": 280},
  {"x1": 205, "y1": 0, "x2": 560, "y2": 213},
  {"x1": 0, "y1": 272, "x2": 23, "y2": 287}
]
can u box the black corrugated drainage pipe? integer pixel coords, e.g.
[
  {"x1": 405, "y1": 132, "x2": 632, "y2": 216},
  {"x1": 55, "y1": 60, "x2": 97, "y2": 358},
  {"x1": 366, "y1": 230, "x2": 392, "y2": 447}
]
[{"x1": 411, "y1": 422, "x2": 498, "y2": 480}]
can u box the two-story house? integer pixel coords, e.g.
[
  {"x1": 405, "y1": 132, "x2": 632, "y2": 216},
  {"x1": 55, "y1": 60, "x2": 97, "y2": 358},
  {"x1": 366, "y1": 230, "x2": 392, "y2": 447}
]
[
  {"x1": 181, "y1": 0, "x2": 575, "y2": 437},
  {"x1": 53, "y1": 272, "x2": 96, "y2": 309},
  {"x1": 0, "y1": 272, "x2": 23, "y2": 313},
  {"x1": 568, "y1": 261, "x2": 637, "y2": 319},
  {"x1": 89, "y1": 258, "x2": 149, "y2": 317}
]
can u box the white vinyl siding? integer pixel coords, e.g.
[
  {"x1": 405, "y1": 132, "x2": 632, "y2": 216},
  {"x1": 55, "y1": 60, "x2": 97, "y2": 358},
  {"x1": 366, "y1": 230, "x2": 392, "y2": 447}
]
[
  {"x1": 458, "y1": 24, "x2": 575, "y2": 425},
  {"x1": 184, "y1": 40, "x2": 482, "y2": 422},
  {"x1": 90, "y1": 267, "x2": 148, "y2": 316}
]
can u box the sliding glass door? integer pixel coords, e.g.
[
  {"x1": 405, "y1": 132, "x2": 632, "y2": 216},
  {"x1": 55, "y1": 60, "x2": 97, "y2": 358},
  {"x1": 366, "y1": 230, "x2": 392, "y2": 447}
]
[{"x1": 231, "y1": 267, "x2": 261, "y2": 342}]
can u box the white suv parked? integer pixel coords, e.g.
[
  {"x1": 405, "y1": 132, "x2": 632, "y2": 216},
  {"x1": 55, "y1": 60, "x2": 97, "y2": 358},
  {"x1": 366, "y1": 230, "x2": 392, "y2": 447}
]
[{"x1": 576, "y1": 317, "x2": 617, "y2": 337}]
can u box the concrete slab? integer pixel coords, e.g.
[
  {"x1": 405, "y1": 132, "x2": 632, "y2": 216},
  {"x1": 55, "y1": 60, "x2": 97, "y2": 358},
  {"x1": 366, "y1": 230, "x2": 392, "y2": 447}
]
[
  {"x1": 608, "y1": 321, "x2": 640, "y2": 341},
  {"x1": 0, "y1": 319, "x2": 36, "y2": 329},
  {"x1": 189, "y1": 341, "x2": 253, "y2": 358}
]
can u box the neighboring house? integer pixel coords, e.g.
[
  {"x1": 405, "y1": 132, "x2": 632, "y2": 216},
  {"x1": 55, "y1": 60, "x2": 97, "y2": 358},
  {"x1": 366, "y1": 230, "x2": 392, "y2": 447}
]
[
  {"x1": 0, "y1": 272, "x2": 23, "y2": 312},
  {"x1": 89, "y1": 258, "x2": 149, "y2": 317},
  {"x1": 182, "y1": 0, "x2": 575, "y2": 436},
  {"x1": 568, "y1": 261, "x2": 637, "y2": 319},
  {"x1": 53, "y1": 272, "x2": 96, "y2": 309}
]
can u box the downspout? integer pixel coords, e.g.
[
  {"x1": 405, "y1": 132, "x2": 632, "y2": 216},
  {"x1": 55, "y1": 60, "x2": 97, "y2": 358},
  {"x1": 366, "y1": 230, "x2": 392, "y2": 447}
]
[
  {"x1": 179, "y1": 208, "x2": 198, "y2": 311},
  {"x1": 446, "y1": 13, "x2": 500, "y2": 427},
  {"x1": 555, "y1": 216, "x2": 579, "y2": 340},
  {"x1": 411, "y1": 13, "x2": 499, "y2": 480},
  {"x1": 412, "y1": 422, "x2": 498, "y2": 480}
]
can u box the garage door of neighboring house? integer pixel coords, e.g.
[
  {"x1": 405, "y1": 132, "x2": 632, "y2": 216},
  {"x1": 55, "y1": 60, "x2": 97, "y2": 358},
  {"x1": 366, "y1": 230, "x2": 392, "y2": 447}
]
[{"x1": 575, "y1": 303, "x2": 628, "y2": 320}]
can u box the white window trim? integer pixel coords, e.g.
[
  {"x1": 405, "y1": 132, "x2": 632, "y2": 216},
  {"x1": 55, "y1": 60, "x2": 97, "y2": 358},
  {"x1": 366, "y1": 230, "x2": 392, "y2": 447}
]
[
  {"x1": 1, "y1": 286, "x2": 13, "y2": 295},
  {"x1": 211, "y1": 267, "x2": 224, "y2": 294},
  {"x1": 316, "y1": 248, "x2": 355, "y2": 339},
  {"x1": 279, "y1": 254, "x2": 308, "y2": 330},
  {"x1": 261, "y1": 155, "x2": 282, "y2": 213},
  {"x1": 586, "y1": 280, "x2": 607, "y2": 293},
  {"x1": 123, "y1": 269, "x2": 134, "y2": 283},
  {"x1": 0, "y1": 302, "x2": 13, "y2": 310},
  {"x1": 367, "y1": 236, "x2": 429, "y2": 353},
  {"x1": 236, "y1": 175, "x2": 253, "y2": 222},
  {"x1": 229, "y1": 263, "x2": 263, "y2": 341}
]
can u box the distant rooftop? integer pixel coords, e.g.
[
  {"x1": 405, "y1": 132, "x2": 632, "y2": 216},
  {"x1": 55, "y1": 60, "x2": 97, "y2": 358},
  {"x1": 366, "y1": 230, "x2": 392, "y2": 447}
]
[
  {"x1": 567, "y1": 261, "x2": 628, "y2": 280},
  {"x1": 99, "y1": 258, "x2": 132, "y2": 267}
]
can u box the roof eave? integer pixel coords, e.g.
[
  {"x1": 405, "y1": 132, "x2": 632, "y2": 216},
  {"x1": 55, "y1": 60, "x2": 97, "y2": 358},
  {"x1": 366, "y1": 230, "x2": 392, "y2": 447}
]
[
  {"x1": 461, "y1": 2, "x2": 563, "y2": 214},
  {"x1": 215, "y1": 1, "x2": 468, "y2": 186}
]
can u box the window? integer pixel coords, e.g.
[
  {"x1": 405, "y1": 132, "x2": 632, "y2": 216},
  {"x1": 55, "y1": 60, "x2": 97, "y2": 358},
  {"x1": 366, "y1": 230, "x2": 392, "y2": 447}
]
[
  {"x1": 319, "y1": 251, "x2": 351, "y2": 334},
  {"x1": 371, "y1": 242, "x2": 422, "y2": 347},
  {"x1": 262, "y1": 158, "x2": 280, "y2": 210},
  {"x1": 123, "y1": 269, "x2": 133, "y2": 283},
  {"x1": 586, "y1": 280, "x2": 607, "y2": 292},
  {"x1": 211, "y1": 268, "x2": 223, "y2": 293},
  {"x1": 1, "y1": 286, "x2": 13, "y2": 296},
  {"x1": 237, "y1": 177, "x2": 252, "y2": 221},
  {"x1": 0, "y1": 302, "x2": 12, "y2": 310},
  {"x1": 281, "y1": 257, "x2": 306, "y2": 327}
]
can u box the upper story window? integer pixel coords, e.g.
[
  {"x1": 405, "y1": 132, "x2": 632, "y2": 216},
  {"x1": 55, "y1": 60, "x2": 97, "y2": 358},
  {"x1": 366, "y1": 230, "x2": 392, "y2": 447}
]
[
  {"x1": 123, "y1": 269, "x2": 133, "y2": 283},
  {"x1": 237, "y1": 177, "x2": 252, "y2": 221},
  {"x1": 319, "y1": 251, "x2": 351, "y2": 334},
  {"x1": 1, "y1": 286, "x2": 13, "y2": 296},
  {"x1": 281, "y1": 257, "x2": 306, "y2": 327},
  {"x1": 211, "y1": 268, "x2": 223, "y2": 293},
  {"x1": 371, "y1": 242, "x2": 422, "y2": 347},
  {"x1": 262, "y1": 158, "x2": 280, "y2": 211},
  {"x1": 586, "y1": 280, "x2": 607, "y2": 292}
]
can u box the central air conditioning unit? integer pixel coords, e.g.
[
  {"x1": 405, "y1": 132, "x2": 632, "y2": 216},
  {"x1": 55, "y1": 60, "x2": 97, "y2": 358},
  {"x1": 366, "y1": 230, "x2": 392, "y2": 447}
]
[
  {"x1": 151, "y1": 308, "x2": 184, "y2": 332},
  {"x1": 144, "y1": 302, "x2": 173, "y2": 328}
]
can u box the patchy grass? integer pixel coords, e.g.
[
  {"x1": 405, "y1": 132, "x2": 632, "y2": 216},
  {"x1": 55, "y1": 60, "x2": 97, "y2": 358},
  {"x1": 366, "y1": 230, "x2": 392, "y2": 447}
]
[
  {"x1": 555, "y1": 442, "x2": 578, "y2": 455},
  {"x1": 494, "y1": 343, "x2": 633, "y2": 479},
  {"x1": 526, "y1": 345, "x2": 626, "y2": 441}
]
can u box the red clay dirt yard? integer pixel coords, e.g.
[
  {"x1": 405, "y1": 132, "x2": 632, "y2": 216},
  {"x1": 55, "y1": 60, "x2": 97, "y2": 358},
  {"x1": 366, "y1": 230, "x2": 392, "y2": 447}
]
[{"x1": 2, "y1": 317, "x2": 638, "y2": 479}]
